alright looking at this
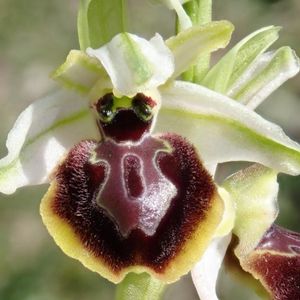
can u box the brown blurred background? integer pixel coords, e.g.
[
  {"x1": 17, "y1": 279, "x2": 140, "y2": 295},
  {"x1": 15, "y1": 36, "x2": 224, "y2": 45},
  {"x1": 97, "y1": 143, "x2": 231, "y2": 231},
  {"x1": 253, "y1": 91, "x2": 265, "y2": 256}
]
[{"x1": 0, "y1": 0, "x2": 299, "y2": 299}]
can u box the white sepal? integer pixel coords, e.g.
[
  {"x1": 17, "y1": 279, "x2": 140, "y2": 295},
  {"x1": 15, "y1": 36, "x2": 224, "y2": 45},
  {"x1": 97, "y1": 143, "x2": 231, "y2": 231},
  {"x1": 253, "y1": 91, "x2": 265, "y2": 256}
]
[
  {"x1": 191, "y1": 234, "x2": 232, "y2": 300},
  {"x1": 0, "y1": 90, "x2": 98, "y2": 194},
  {"x1": 157, "y1": 81, "x2": 300, "y2": 175}
]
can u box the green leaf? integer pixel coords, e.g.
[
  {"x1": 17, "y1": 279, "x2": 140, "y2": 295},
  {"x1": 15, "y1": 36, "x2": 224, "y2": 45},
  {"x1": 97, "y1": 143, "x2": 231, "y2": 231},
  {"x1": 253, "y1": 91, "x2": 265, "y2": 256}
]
[
  {"x1": 229, "y1": 46, "x2": 300, "y2": 109},
  {"x1": 182, "y1": 0, "x2": 213, "y2": 82},
  {"x1": 166, "y1": 21, "x2": 234, "y2": 81},
  {"x1": 115, "y1": 273, "x2": 165, "y2": 300},
  {"x1": 77, "y1": 0, "x2": 126, "y2": 50},
  {"x1": 201, "y1": 26, "x2": 280, "y2": 93}
]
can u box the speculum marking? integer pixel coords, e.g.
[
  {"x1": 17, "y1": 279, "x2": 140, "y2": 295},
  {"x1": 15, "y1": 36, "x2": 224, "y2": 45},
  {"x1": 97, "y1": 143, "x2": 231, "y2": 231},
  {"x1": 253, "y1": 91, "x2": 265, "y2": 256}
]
[{"x1": 89, "y1": 136, "x2": 177, "y2": 237}]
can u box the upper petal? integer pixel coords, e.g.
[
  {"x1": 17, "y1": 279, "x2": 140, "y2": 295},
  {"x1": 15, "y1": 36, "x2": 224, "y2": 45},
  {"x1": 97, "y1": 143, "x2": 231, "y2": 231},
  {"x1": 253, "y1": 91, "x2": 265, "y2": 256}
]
[
  {"x1": 157, "y1": 81, "x2": 300, "y2": 175},
  {"x1": 87, "y1": 33, "x2": 174, "y2": 96},
  {"x1": 0, "y1": 90, "x2": 98, "y2": 194},
  {"x1": 165, "y1": 21, "x2": 234, "y2": 81}
]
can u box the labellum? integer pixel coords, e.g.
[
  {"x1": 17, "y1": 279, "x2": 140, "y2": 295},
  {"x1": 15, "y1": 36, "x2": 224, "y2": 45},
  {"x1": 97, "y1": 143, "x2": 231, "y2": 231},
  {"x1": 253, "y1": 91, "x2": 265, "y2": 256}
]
[
  {"x1": 40, "y1": 92, "x2": 223, "y2": 283},
  {"x1": 244, "y1": 225, "x2": 300, "y2": 300}
]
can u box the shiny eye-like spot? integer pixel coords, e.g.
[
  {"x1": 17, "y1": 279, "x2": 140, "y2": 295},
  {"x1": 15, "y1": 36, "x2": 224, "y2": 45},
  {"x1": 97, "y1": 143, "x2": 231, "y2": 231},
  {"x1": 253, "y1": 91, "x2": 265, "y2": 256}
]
[
  {"x1": 132, "y1": 94, "x2": 154, "y2": 122},
  {"x1": 96, "y1": 93, "x2": 115, "y2": 123}
]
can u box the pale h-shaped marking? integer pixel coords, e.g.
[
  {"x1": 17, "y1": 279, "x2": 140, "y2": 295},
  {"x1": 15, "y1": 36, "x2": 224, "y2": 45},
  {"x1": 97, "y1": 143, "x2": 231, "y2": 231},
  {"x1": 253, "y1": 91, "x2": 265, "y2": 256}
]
[{"x1": 91, "y1": 135, "x2": 177, "y2": 237}]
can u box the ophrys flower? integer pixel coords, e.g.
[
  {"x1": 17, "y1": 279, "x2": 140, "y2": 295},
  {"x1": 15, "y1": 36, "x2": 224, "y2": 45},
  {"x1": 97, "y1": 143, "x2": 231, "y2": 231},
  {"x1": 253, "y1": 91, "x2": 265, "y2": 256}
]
[{"x1": 1, "y1": 1, "x2": 300, "y2": 299}]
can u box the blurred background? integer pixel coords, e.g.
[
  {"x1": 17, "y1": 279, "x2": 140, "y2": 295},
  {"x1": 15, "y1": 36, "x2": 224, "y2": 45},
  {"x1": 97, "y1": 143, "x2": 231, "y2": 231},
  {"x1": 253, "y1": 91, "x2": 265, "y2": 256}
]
[{"x1": 0, "y1": 0, "x2": 299, "y2": 299}]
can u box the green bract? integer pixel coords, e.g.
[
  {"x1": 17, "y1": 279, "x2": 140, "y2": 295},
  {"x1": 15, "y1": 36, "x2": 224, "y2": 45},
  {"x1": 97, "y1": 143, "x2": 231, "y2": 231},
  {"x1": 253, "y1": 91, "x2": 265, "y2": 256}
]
[{"x1": 78, "y1": 0, "x2": 126, "y2": 50}]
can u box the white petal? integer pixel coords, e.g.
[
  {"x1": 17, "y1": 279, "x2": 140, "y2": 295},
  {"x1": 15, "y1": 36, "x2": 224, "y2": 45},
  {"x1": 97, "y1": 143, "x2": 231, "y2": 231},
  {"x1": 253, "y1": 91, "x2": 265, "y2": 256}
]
[
  {"x1": 191, "y1": 234, "x2": 232, "y2": 300},
  {"x1": 157, "y1": 81, "x2": 300, "y2": 175},
  {"x1": 87, "y1": 33, "x2": 174, "y2": 96},
  {"x1": 0, "y1": 90, "x2": 98, "y2": 194}
]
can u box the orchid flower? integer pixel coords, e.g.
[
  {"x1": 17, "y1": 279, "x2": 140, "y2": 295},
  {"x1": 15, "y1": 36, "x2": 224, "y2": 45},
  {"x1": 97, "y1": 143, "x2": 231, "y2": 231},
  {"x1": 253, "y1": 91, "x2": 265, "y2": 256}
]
[{"x1": 1, "y1": 0, "x2": 300, "y2": 299}]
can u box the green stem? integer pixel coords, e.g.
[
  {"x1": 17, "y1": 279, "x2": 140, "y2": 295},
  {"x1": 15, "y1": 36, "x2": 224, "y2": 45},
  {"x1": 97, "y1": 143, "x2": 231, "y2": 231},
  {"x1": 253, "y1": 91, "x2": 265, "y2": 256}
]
[
  {"x1": 115, "y1": 273, "x2": 166, "y2": 300},
  {"x1": 78, "y1": 0, "x2": 92, "y2": 50},
  {"x1": 182, "y1": 0, "x2": 212, "y2": 83}
]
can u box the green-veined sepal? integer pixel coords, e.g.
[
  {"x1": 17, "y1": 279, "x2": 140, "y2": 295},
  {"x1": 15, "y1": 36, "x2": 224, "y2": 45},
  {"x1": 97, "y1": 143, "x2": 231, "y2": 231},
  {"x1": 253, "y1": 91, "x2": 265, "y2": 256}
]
[
  {"x1": 0, "y1": 90, "x2": 98, "y2": 194},
  {"x1": 157, "y1": 81, "x2": 300, "y2": 175},
  {"x1": 87, "y1": 33, "x2": 174, "y2": 96}
]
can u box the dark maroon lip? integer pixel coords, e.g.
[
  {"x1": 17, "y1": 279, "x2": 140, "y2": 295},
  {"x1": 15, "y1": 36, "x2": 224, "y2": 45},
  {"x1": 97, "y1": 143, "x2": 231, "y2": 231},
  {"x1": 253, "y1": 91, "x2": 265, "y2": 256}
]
[
  {"x1": 50, "y1": 132, "x2": 216, "y2": 275},
  {"x1": 99, "y1": 109, "x2": 153, "y2": 143},
  {"x1": 257, "y1": 224, "x2": 300, "y2": 254}
]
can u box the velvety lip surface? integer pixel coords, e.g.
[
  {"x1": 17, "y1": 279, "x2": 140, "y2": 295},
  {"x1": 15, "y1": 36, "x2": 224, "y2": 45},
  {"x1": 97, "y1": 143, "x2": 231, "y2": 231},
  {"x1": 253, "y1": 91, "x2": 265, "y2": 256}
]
[
  {"x1": 41, "y1": 133, "x2": 222, "y2": 282},
  {"x1": 246, "y1": 225, "x2": 300, "y2": 300}
]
